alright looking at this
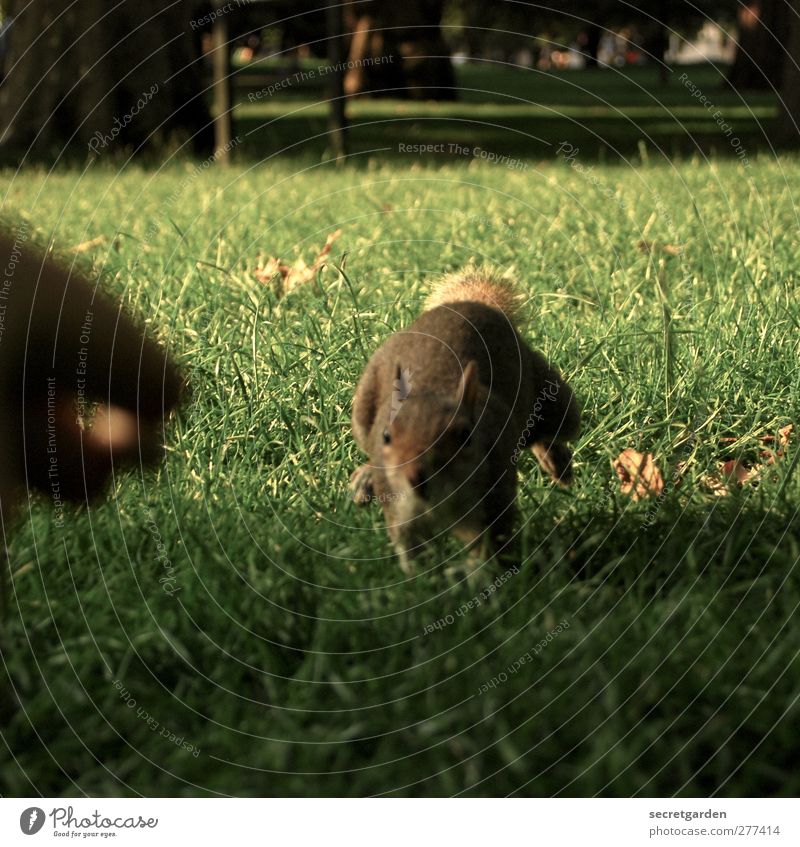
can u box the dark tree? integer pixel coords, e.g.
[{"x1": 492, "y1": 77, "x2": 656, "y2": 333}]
[
  {"x1": 0, "y1": 0, "x2": 211, "y2": 161},
  {"x1": 779, "y1": 0, "x2": 800, "y2": 140},
  {"x1": 582, "y1": 22, "x2": 602, "y2": 68},
  {"x1": 343, "y1": 0, "x2": 456, "y2": 100},
  {"x1": 728, "y1": 0, "x2": 789, "y2": 90}
]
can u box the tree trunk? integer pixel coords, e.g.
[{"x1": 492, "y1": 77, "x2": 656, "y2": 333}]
[
  {"x1": 653, "y1": 23, "x2": 669, "y2": 86},
  {"x1": 209, "y1": 13, "x2": 232, "y2": 163},
  {"x1": 326, "y1": 1, "x2": 347, "y2": 157},
  {"x1": 343, "y1": 0, "x2": 455, "y2": 100},
  {"x1": 728, "y1": 0, "x2": 788, "y2": 91},
  {"x1": 778, "y1": 0, "x2": 800, "y2": 142},
  {"x1": 0, "y1": 0, "x2": 211, "y2": 162}
]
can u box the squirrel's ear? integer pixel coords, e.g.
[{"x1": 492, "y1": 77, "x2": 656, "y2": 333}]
[
  {"x1": 457, "y1": 360, "x2": 479, "y2": 414},
  {"x1": 394, "y1": 363, "x2": 412, "y2": 399}
]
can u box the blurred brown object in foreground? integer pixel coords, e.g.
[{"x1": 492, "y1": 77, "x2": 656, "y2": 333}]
[{"x1": 0, "y1": 227, "x2": 183, "y2": 522}]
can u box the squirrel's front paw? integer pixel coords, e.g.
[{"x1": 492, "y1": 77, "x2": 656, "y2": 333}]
[
  {"x1": 397, "y1": 549, "x2": 417, "y2": 576},
  {"x1": 532, "y1": 441, "x2": 574, "y2": 486},
  {"x1": 350, "y1": 464, "x2": 374, "y2": 506}
]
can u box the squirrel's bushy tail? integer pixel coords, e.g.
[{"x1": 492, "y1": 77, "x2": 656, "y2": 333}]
[{"x1": 425, "y1": 265, "x2": 521, "y2": 320}]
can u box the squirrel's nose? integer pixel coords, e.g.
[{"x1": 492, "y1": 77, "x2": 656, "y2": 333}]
[{"x1": 406, "y1": 464, "x2": 428, "y2": 497}]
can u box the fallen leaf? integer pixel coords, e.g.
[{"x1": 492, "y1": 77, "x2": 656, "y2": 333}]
[
  {"x1": 637, "y1": 239, "x2": 682, "y2": 257},
  {"x1": 699, "y1": 459, "x2": 760, "y2": 496},
  {"x1": 760, "y1": 423, "x2": 793, "y2": 464},
  {"x1": 254, "y1": 229, "x2": 342, "y2": 296},
  {"x1": 721, "y1": 459, "x2": 759, "y2": 484},
  {"x1": 697, "y1": 471, "x2": 729, "y2": 497},
  {"x1": 69, "y1": 235, "x2": 106, "y2": 253},
  {"x1": 620, "y1": 424, "x2": 793, "y2": 501},
  {"x1": 613, "y1": 449, "x2": 665, "y2": 501},
  {"x1": 255, "y1": 256, "x2": 284, "y2": 282},
  {"x1": 719, "y1": 423, "x2": 792, "y2": 446},
  {"x1": 717, "y1": 424, "x2": 793, "y2": 466}
]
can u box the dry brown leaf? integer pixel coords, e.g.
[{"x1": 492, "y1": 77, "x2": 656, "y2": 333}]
[
  {"x1": 613, "y1": 449, "x2": 665, "y2": 501},
  {"x1": 697, "y1": 470, "x2": 729, "y2": 497},
  {"x1": 719, "y1": 423, "x2": 792, "y2": 447},
  {"x1": 256, "y1": 256, "x2": 283, "y2": 279},
  {"x1": 254, "y1": 229, "x2": 342, "y2": 296},
  {"x1": 717, "y1": 424, "x2": 793, "y2": 468},
  {"x1": 699, "y1": 460, "x2": 760, "y2": 496},
  {"x1": 721, "y1": 459, "x2": 760, "y2": 484},
  {"x1": 69, "y1": 235, "x2": 106, "y2": 253},
  {"x1": 760, "y1": 423, "x2": 793, "y2": 464},
  {"x1": 620, "y1": 424, "x2": 793, "y2": 501},
  {"x1": 637, "y1": 240, "x2": 682, "y2": 257}
]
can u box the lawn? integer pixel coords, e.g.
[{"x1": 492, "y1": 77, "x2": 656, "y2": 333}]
[
  {"x1": 233, "y1": 61, "x2": 777, "y2": 159},
  {"x1": 0, "y1": 63, "x2": 798, "y2": 797}
]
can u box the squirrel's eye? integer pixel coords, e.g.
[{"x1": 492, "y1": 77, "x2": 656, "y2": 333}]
[{"x1": 382, "y1": 428, "x2": 391, "y2": 445}]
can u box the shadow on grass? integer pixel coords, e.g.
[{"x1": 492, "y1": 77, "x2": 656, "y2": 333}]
[
  {"x1": 232, "y1": 63, "x2": 780, "y2": 163},
  {"x1": 0, "y1": 488, "x2": 797, "y2": 796},
  {"x1": 529, "y1": 488, "x2": 799, "y2": 592}
]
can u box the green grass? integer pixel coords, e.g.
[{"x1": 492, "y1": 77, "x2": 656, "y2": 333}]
[
  {"x1": 1, "y1": 64, "x2": 799, "y2": 797},
  {"x1": 233, "y1": 62, "x2": 778, "y2": 160}
]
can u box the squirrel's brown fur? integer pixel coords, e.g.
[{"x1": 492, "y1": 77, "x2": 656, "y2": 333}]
[
  {"x1": 351, "y1": 267, "x2": 580, "y2": 573},
  {"x1": 425, "y1": 265, "x2": 522, "y2": 320},
  {"x1": 0, "y1": 232, "x2": 182, "y2": 513}
]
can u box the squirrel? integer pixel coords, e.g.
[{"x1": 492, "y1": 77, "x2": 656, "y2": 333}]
[
  {"x1": 350, "y1": 266, "x2": 580, "y2": 574},
  {"x1": 0, "y1": 230, "x2": 182, "y2": 519}
]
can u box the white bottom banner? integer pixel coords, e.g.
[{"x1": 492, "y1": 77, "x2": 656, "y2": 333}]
[{"x1": 1, "y1": 798, "x2": 797, "y2": 846}]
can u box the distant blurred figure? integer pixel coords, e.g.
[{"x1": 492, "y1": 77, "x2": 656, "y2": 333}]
[
  {"x1": 580, "y1": 23, "x2": 602, "y2": 69},
  {"x1": 0, "y1": 14, "x2": 12, "y2": 82}
]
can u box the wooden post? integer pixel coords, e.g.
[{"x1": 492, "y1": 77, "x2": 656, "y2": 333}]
[
  {"x1": 326, "y1": 2, "x2": 347, "y2": 160},
  {"x1": 211, "y1": 14, "x2": 232, "y2": 163}
]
